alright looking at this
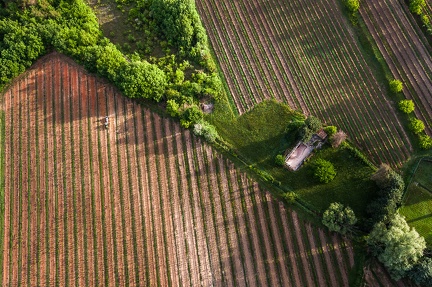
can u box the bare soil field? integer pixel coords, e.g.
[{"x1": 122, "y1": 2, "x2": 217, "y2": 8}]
[{"x1": 2, "y1": 53, "x2": 357, "y2": 286}]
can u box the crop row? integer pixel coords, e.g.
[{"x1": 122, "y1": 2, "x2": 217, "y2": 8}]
[
  {"x1": 360, "y1": 0, "x2": 432, "y2": 136},
  {"x1": 196, "y1": 0, "x2": 412, "y2": 166},
  {"x1": 2, "y1": 53, "x2": 356, "y2": 286}
]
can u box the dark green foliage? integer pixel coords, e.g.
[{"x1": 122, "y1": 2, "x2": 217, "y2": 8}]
[
  {"x1": 275, "y1": 154, "x2": 285, "y2": 166},
  {"x1": 322, "y1": 202, "x2": 357, "y2": 235},
  {"x1": 299, "y1": 115, "x2": 322, "y2": 142},
  {"x1": 409, "y1": 118, "x2": 425, "y2": 134},
  {"x1": 150, "y1": 0, "x2": 208, "y2": 60},
  {"x1": 180, "y1": 105, "x2": 203, "y2": 128},
  {"x1": 312, "y1": 158, "x2": 336, "y2": 183},
  {"x1": 409, "y1": 257, "x2": 432, "y2": 286},
  {"x1": 410, "y1": 0, "x2": 426, "y2": 15},
  {"x1": 323, "y1": 125, "x2": 337, "y2": 137},
  {"x1": 367, "y1": 169, "x2": 405, "y2": 226},
  {"x1": 389, "y1": 79, "x2": 403, "y2": 93},
  {"x1": 117, "y1": 61, "x2": 167, "y2": 101},
  {"x1": 398, "y1": 99, "x2": 415, "y2": 114},
  {"x1": 0, "y1": 19, "x2": 45, "y2": 88},
  {"x1": 419, "y1": 134, "x2": 432, "y2": 150}
]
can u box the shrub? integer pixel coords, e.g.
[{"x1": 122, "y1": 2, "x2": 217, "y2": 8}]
[
  {"x1": 331, "y1": 130, "x2": 347, "y2": 148},
  {"x1": 323, "y1": 125, "x2": 337, "y2": 137},
  {"x1": 275, "y1": 154, "x2": 285, "y2": 166},
  {"x1": 409, "y1": 118, "x2": 425, "y2": 134},
  {"x1": 389, "y1": 79, "x2": 403, "y2": 93},
  {"x1": 322, "y1": 202, "x2": 357, "y2": 235},
  {"x1": 398, "y1": 99, "x2": 415, "y2": 114},
  {"x1": 410, "y1": 0, "x2": 426, "y2": 15},
  {"x1": 166, "y1": 99, "x2": 180, "y2": 117},
  {"x1": 345, "y1": 0, "x2": 360, "y2": 13},
  {"x1": 180, "y1": 105, "x2": 203, "y2": 128},
  {"x1": 312, "y1": 159, "x2": 336, "y2": 183},
  {"x1": 193, "y1": 119, "x2": 219, "y2": 142},
  {"x1": 419, "y1": 134, "x2": 432, "y2": 150}
]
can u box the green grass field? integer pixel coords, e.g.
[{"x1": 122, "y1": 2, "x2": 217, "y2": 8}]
[
  {"x1": 400, "y1": 159, "x2": 432, "y2": 245},
  {"x1": 209, "y1": 100, "x2": 377, "y2": 216}
]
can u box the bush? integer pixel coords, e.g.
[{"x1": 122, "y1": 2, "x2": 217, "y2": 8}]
[
  {"x1": 312, "y1": 159, "x2": 336, "y2": 183},
  {"x1": 193, "y1": 119, "x2": 219, "y2": 142},
  {"x1": 398, "y1": 99, "x2": 415, "y2": 114},
  {"x1": 410, "y1": 0, "x2": 426, "y2": 15},
  {"x1": 322, "y1": 202, "x2": 357, "y2": 235},
  {"x1": 409, "y1": 118, "x2": 425, "y2": 134},
  {"x1": 275, "y1": 154, "x2": 285, "y2": 166},
  {"x1": 180, "y1": 105, "x2": 203, "y2": 128},
  {"x1": 166, "y1": 99, "x2": 180, "y2": 117},
  {"x1": 331, "y1": 130, "x2": 347, "y2": 148},
  {"x1": 389, "y1": 79, "x2": 403, "y2": 93},
  {"x1": 419, "y1": 134, "x2": 432, "y2": 150},
  {"x1": 323, "y1": 125, "x2": 337, "y2": 137},
  {"x1": 345, "y1": 0, "x2": 360, "y2": 13}
]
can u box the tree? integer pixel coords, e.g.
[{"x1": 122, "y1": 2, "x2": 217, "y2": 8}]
[
  {"x1": 322, "y1": 202, "x2": 357, "y2": 235},
  {"x1": 312, "y1": 159, "x2": 336, "y2": 183},
  {"x1": 409, "y1": 257, "x2": 432, "y2": 287},
  {"x1": 371, "y1": 164, "x2": 392, "y2": 189},
  {"x1": 331, "y1": 130, "x2": 347, "y2": 148},
  {"x1": 410, "y1": 0, "x2": 426, "y2": 15},
  {"x1": 409, "y1": 118, "x2": 425, "y2": 134},
  {"x1": 299, "y1": 116, "x2": 322, "y2": 142},
  {"x1": 367, "y1": 213, "x2": 426, "y2": 280},
  {"x1": 389, "y1": 79, "x2": 403, "y2": 93},
  {"x1": 323, "y1": 125, "x2": 337, "y2": 137},
  {"x1": 193, "y1": 119, "x2": 219, "y2": 142},
  {"x1": 180, "y1": 105, "x2": 203, "y2": 128},
  {"x1": 398, "y1": 99, "x2": 415, "y2": 114},
  {"x1": 419, "y1": 134, "x2": 432, "y2": 150},
  {"x1": 345, "y1": 0, "x2": 360, "y2": 13},
  {"x1": 166, "y1": 99, "x2": 180, "y2": 117}
]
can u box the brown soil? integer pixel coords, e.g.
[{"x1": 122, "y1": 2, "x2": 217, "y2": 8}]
[{"x1": 1, "y1": 52, "x2": 363, "y2": 286}]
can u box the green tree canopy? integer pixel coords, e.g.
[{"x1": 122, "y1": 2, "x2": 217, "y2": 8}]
[
  {"x1": 345, "y1": 0, "x2": 360, "y2": 13},
  {"x1": 409, "y1": 257, "x2": 432, "y2": 287},
  {"x1": 389, "y1": 79, "x2": 403, "y2": 93},
  {"x1": 312, "y1": 159, "x2": 336, "y2": 183},
  {"x1": 398, "y1": 99, "x2": 415, "y2": 114},
  {"x1": 410, "y1": 0, "x2": 426, "y2": 15},
  {"x1": 409, "y1": 118, "x2": 425, "y2": 134},
  {"x1": 419, "y1": 134, "x2": 432, "y2": 150},
  {"x1": 322, "y1": 202, "x2": 357, "y2": 235},
  {"x1": 367, "y1": 213, "x2": 426, "y2": 280}
]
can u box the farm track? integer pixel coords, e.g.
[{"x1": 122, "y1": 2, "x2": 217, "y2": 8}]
[
  {"x1": 361, "y1": 0, "x2": 432, "y2": 135},
  {"x1": 196, "y1": 0, "x2": 412, "y2": 166},
  {"x1": 2, "y1": 53, "x2": 359, "y2": 286}
]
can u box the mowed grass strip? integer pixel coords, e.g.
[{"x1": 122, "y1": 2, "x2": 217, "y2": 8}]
[{"x1": 401, "y1": 159, "x2": 432, "y2": 245}]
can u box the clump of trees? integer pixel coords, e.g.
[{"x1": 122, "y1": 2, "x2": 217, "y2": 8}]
[
  {"x1": 312, "y1": 158, "x2": 336, "y2": 183},
  {"x1": 409, "y1": 257, "x2": 432, "y2": 286},
  {"x1": 398, "y1": 99, "x2": 415, "y2": 114},
  {"x1": 367, "y1": 213, "x2": 426, "y2": 280},
  {"x1": 322, "y1": 202, "x2": 357, "y2": 236},
  {"x1": 389, "y1": 79, "x2": 403, "y2": 93},
  {"x1": 367, "y1": 164, "x2": 404, "y2": 225}
]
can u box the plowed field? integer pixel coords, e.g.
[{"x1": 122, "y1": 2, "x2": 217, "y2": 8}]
[{"x1": 1, "y1": 52, "x2": 358, "y2": 286}]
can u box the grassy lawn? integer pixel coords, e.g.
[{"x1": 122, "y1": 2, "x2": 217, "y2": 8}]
[
  {"x1": 208, "y1": 100, "x2": 377, "y2": 217},
  {"x1": 400, "y1": 159, "x2": 432, "y2": 245}
]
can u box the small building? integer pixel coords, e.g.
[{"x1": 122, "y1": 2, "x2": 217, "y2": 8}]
[{"x1": 284, "y1": 129, "x2": 328, "y2": 171}]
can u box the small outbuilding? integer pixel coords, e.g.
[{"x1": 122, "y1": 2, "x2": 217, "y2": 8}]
[{"x1": 284, "y1": 129, "x2": 328, "y2": 171}]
